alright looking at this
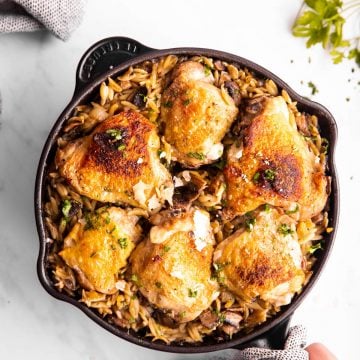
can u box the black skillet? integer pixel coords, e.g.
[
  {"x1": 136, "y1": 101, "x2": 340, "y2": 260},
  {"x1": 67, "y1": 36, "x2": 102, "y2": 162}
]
[{"x1": 35, "y1": 36, "x2": 339, "y2": 353}]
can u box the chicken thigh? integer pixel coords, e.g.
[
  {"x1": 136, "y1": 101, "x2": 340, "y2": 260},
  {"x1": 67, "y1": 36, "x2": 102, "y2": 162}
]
[
  {"x1": 213, "y1": 209, "x2": 305, "y2": 306},
  {"x1": 224, "y1": 96, "x2": 328, "y2": 220},
  {"x1": 161, "y1": 61, "x2": 238, "y2": 167},
  {"x1": 60, "y1": 207, "x2": 142, "y2": 294},
  {"x1": 56, "y1": 110, "x2": 173, "y2": 211},
  {"x1": 129, "y1": 207, "x2": 219, "y2": 322}
]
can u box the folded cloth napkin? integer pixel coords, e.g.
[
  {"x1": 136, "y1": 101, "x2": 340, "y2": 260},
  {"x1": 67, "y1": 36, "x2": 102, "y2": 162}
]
[
  {"x1": 0, "y1": 0, "x2": 86, "y2": 40},
  {"x1": 234, "y1": 325, "x2": 309, "y2": 360}
]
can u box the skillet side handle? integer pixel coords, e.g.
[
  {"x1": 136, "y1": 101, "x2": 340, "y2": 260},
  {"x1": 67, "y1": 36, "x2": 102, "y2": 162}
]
[
  {"x1": 232, "y1": 316, "x2": 292, "y2": 351},
  {"x1": 74, "y1": 36, "x2": 156, "y2": 95}
]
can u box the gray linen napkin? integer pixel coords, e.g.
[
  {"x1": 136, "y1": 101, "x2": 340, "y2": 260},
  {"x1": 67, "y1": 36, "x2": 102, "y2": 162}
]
[
  {"x1": 234, "y1": 325, "x2": 309, "y2": 360},
  {"x1": 0, "y1": 0, "x2": 86, "y2": 40}
]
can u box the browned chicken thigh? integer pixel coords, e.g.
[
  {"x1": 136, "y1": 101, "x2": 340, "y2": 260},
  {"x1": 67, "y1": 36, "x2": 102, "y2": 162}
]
[
  {"x1": 214, "y1": 209, "x2": 305, "y2": 306},
  {"x1": 224, "y1": 96, "x2": 328, "y2": 220},
  {"x1": 130, "y1": 207, "x2": 219, "y2": 322},
  {"x1": 56, "y1": 110, "x2": 173, "y2": 211},
  {"x1": 161, "y1": 61, "x2": 238, "y2": 167},
  {"x1": 60, "y1": 207, "x2": 142, "y2": 294}
]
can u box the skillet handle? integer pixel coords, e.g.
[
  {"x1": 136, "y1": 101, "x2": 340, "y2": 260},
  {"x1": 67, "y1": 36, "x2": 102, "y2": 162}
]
[
  {"x1": 74, "y1": 36, "x2": 156, "y2": 94},
  {"x1": 232, "y1": 316, "x2": 292, "y2": 351}
]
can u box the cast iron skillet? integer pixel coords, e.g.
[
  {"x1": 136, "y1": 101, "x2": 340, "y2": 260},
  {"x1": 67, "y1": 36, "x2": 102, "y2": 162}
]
[{"x1": 35, "y1": 37, "x2": 339, "y2": 353}]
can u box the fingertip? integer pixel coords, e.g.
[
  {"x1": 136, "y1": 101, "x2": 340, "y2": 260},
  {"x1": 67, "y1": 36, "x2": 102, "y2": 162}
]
[{"x1": 305, "y1": 342, "x2": 337, "y2": 360}]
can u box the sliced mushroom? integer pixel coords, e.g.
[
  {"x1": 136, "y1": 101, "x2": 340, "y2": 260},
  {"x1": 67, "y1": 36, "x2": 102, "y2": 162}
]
[
  {"x1": 172, "y1": 171, "x2": 207, "y2": 210},
  {"x1": 223, "y1": 311, "x2": 242, "y2": 327},
  {"x1": 224, "y1": 81, "x2": 241, "y2": 106},
  {"x1": 199, "y1": 310, "x2": 218, "y2": 329},
  {"x1": 132, "y1": 86, "x2": 148, "y2": 109}
]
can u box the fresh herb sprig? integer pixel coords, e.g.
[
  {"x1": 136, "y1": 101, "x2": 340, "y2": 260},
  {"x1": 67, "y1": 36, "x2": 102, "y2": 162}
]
[{"x1": 292, "y1": 0, "x2": 360, "y2": 66}]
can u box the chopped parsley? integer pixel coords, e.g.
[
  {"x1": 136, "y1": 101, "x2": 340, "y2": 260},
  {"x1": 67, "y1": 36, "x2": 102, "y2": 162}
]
[
  {"x1": 188, "y1": 288, "x2": 198, "y2": 298},
  {"x1": 285, "y1": 204, "x2": 299, "y2": 214},
  {"x1": 163, "y1": 245, "x2": 171, "y2": 252},
  {"x1": 218, "y1": 312, "x2": 226, "y2": 324},
  {"x1": 309, "y1": 242, "x2": 323, "y2": 254},
  {"x1": 163, "y1": 101, "x2": 173, "y2": 108},
  {"x1": 212, "y1": 262, "x2": 230, "y2": 282},
  {"x1": 252, "y1": 171, "x2": 261, "y2": 183},
  {"x1": 118, "y1": 237, "x2": 128, "y2": 249},
  {"x1": 106, "y1": 128, "x2": 123, "y2": 140},
  {"x1": 187, "y1": 152, "x2": 206, "y2": 160},
  {"x1": 204, "y1": 64, "x2": 212, "y2": 76},
  {"x1": 263, "y1": 169, "x2": 276, "y2": 181},
  {"x1": 183, "y1": 98, "x2": 192, "y2": 106},
  {"x1": 264, "y1": 203, "x2": 271, "y2": 212},
  {"x1": 321, "y1": 138, "x2": 329, "y2": 154},
  {"x1": 61, "y1": 199, "x2": 72, "y2": 219},
  {"x1": 130, "y1": 274, "x2": 142, "y2": 287},
  {"x1": 278, "y1": 224, "x2": 294, "y2": 236},
  {"x1": 253, "y1": 168, "x2": 276, "y2": 184},
  {"x1": 179, "y1": 311, "x2": 187, "y2": 319},
  {"x1": 155, "y1": 281, "x2": 162, "y2": 289},
  {"x1": 117, "y1": 143, "x2": 126, "y2": 151},
  {"x1": 308, "y1": 81, "x2": 318, "y2": 96}
]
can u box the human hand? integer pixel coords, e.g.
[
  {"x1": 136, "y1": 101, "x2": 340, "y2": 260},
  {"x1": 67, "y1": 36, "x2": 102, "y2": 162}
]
[{"x1": 306, "y1": 343, "x2": 337, "y2": 360}]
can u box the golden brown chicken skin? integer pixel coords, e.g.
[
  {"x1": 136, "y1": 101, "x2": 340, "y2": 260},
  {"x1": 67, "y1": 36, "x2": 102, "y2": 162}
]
[
  {"x1": 224, "y1": 96, "x2": 328, "y2": 220},
  {"x1": 213, "y1": 209, "x2": 305, "y2": 306},
  {"x1": 161, "y1": 61, "x2": 238, "y2": 168},
  {"x1": 56, "y1": 111, "x2": 173, "y2": 211},
  {"x1": 129, "y1": 208, "x2": 219, "y2": 322},
  {"x1": 60, "y1": 207, "x2": 142, "y2": 294}
]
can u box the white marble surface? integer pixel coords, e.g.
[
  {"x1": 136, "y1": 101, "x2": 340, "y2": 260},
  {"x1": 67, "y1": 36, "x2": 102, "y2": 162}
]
[{"x1": 0, "y1": 0, "x2": 359, "y2": 359}]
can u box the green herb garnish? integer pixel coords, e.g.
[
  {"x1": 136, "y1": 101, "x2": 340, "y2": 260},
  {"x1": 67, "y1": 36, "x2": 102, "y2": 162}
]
[
  {"x1": 183, "y1": 98, "x2": 192, "y2": 106},
  {"x1": 285, "y1": 204, "x2": 299, "y2": 214},
  {"x1": 163, "y1": 101, "x2": 173, "y2": 108},
  {"x1": 292, "y1": 0, "x2": 360, "y2": 67},
  {"x1": 117, "y1": 143, "x2": 126, "y2": 151},
  {"x1": 212, "y1": 262, "x2": 230, "y2": 282},
  {"x1": 204, "y1": 64, "x2": 212, "y2": 76},
  {"x1": 321, "y1": 137, "x2": 329, "y2": 154},
  {"x1": 61, "y1": 199, "x2": 72, "y2": 219},
  {"x1": 187, "y1": 152, "x2": 206, "y2": 160},
  {"x1": 309, "y1": 241, "x2": 323, "y2": 254},
  {"x1": 188, "y1": 288, "x2": 198, "y2": 298},
  {"x1": 308, "y1": 81, "x2": 319, "y2": 95},
  {"x1": 263, "y1": 169, "x2": 276, "y2": 181},
  {"x1": 218, "y1": 313, "x2": 226, "y2": 324},
  {"x1": 179, "y1": 311, "x2": 187, "y2": 319},
  {"x1": 118, "y1": 237, "x2": 128, "y2": 249},
  {"x1": 155, "y1": 281, "x2": 162, "y2": 289},
  {"x1": 252, "y1": 172, "x2": 261, "y2": 183},
  {"x1": 106, "y1": 128, "x2": 123, "y2": 140},
  {"x1": 278, "y1": 224, "x2": 294, "y2": 236}
]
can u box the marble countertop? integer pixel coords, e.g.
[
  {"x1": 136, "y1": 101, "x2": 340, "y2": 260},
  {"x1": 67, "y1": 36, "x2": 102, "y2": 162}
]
[{"x1": 0, "y1": 0, "x2": 359, "y2": 359}]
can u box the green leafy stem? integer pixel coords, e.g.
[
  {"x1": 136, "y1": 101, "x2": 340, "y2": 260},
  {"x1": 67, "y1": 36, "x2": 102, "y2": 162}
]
[{"x1": 292, "y1": 0, "x2": 360, "y2": 66}]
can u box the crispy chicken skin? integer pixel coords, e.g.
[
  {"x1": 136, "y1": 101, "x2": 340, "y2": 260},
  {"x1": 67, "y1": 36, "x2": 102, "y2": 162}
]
[
  {"x1": 56, "y1": 111, "x2": 173, "y2": 211},
  {"x1": 129, "y1": 208, "x2": 219, "y2": 322},
  {"x1": 60, "y1": 207, "x2": 142, "y2": 294},
  {"x1": 161, "y1": 61, "x2": 238, "y2": 167},
  {"x1": 213, "y1": 209, "x2": 305, "y2": 306},
  {"x1": 224, "y1": 96, "x2": 328, "y2": 220}
]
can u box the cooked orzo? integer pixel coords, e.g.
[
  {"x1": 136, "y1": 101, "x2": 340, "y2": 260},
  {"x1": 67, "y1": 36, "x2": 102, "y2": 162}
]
[{"x1": 44, "y1": 54, "x2": 331, "y2": 344}]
